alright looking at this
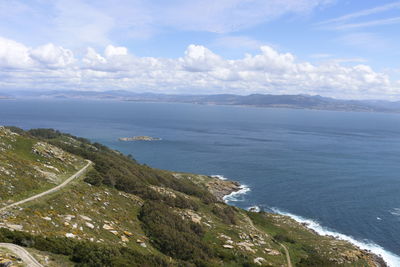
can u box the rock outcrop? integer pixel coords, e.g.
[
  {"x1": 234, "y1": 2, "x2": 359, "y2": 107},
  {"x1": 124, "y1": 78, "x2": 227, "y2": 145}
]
[{"x1": 206, "y1": 178, "x2": 241, "y2": 201}]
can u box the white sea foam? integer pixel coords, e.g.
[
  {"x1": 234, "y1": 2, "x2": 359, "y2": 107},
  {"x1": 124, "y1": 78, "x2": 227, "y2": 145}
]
[
  {"x1": 210, "y1": 175, "x2": 228, "y2": 180},
  {"x1": 222, "y1": 184, "x2": 250, "y2": 203},
  {"x1": 390, "y1": 208, "x2": 400, "y2": 217},
  {"x1": 247, "y1": 205, "x2": 261, "y2": 212},
  {"x1": 271, "y1": 208, "x2": 400, "y2": 267}
]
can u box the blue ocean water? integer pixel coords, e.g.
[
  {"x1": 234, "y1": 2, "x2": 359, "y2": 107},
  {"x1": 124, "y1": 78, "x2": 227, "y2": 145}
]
[{"x1": 1, "y1": 99, "x2": 400, "y2": 265}]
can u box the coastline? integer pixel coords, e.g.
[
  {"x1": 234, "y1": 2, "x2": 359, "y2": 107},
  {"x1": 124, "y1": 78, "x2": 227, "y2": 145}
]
[{"x1": 209, "y1": 175, "x2": 391, "y2": 267}]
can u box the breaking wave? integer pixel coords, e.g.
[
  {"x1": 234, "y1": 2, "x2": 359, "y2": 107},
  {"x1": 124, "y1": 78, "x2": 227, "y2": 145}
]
[
  {"x1": 222, "y1": 184, "x2": 250, "y2": 203},
  {"x1": 210, "y1": 174, "x2": 228, "y2": 180},
  {"x1": 390, "y1": 208, "x2": 400, "y2": 217},
  {"x1": 247, "y1": 205, "x2": 261, "y2": 212}
]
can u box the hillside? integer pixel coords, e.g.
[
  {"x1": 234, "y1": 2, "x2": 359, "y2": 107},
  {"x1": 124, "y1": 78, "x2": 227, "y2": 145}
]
[
  {"x1": 0, "y1": 127, "x2": 386, "y2": 266},
  {"x1": 0, "y1": 127, "x2": 86, "y2": 208}
]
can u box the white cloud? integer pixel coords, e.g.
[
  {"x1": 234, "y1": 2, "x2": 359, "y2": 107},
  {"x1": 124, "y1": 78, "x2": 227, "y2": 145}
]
[
  {"x1": 104, "y1": 45, "x2": 128, "y2": 58},
  {"x1": 239, "y1": 46, "x2": 298, "y2": 73},
  {"x1": 0, "y1": 37, "x2": 399, "y2": 100},
  {"x1": 30, "y1": 43, "x2": 75, "y2": 68},
  {"x1": 0, "y1": 37, "x2": 33, "y2": 68},
  {"x1": 83, "y1": 47, "x2": 107, "y2": 67},
  {"x1": 180, "y1": 45, "x2": 224, "y2": 72}
]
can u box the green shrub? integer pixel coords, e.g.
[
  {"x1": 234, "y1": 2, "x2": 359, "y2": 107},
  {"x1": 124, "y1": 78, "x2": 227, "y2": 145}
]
[
  {"x1": 211, "y1": 204, "x2": 237, "y2": 225},
  {"x1": 139, "y1": 201, "x2": 212, "y2": 264},
  {"x1": 84, "y1": 169, "x2": 104, "y2": 186},
  {"x1": 273, "y1": 233, "x2": 296, "y2": 244},
  {"x1": 28, "y1": 128, "x2": 63, "y2": 139}
]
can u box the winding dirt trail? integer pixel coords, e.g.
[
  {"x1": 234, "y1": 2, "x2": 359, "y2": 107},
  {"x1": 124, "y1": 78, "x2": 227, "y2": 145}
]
[
  {"x1": 0, "y1": 160, "x2": 92, "y2": 266},
  {"x1": 0, "y1": 243, "x2": 43, "y2": 267},
  {"x1": 280, "y1": 243, "x2": 293, "y2": 267},
  {"x1": 0, "y1": 160, "x2": 91, "y2": 213}
]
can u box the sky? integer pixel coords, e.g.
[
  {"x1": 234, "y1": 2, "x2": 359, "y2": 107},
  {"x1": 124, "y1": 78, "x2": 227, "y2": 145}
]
[{"x1": 0, "y1": 0, "x2": 400, "y2": 100}]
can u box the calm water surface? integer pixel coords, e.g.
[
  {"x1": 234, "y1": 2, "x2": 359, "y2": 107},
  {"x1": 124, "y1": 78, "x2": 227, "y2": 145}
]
[{"x1": 1, "y1": 99, "x2": 399, "y2": 264}]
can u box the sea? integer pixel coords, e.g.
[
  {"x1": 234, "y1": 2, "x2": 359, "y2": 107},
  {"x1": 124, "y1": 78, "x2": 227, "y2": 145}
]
[{"x1": 1, "y1": 99, "x2": 399, "y2": 266}]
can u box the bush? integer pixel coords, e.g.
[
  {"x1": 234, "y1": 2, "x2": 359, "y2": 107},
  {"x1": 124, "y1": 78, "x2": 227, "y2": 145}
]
[
  {"x1": 273, "y1": 233, "x2": 296, "y2": 244},
  {"x1": 211, "y1": 205, "x2": 237, "y2": 225},
  {"x1": 28, "y1": 128, "x2": 62, "y2": 139},
  {"x1": 5, "y1": 126, "x2": 26, "y2": 135},
  {"x1": 84, "y1": 169, "x2": 104, "y2": 186},
  {"x1": 139, "y1": 201, "x2": 212, "y2": 263}
]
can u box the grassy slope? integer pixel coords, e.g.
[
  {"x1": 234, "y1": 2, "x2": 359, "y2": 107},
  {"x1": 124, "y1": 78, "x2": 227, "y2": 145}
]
[
  {"x1": 0, "y1": 127, "x2": 86, "y2": 206},
  {"x1": 0, "y1": 128, "x2": 380, "y2": 266}
]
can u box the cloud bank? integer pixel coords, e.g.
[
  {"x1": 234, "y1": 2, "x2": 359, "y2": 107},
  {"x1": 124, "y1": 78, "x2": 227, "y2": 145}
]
[{"x1": 0, "y1": 36, "x2": 398, "y2": 100}]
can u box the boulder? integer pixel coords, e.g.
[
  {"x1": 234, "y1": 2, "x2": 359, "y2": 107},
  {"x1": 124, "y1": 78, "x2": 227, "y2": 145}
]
[
  {"x1": 85, "y1": 222, "x2": 95, "y2": 229},
  {"x1": 265, "y1": 248, "x2": 281, "y2": 255},
  {"x1": 254, "y1": 257, "x2": 266, "y2": 265},
  {"x1": 124, "y1": 231, "x2": 133, "y2": 236},
  {"x1": 65, "y1": 233, "x2": 76, "y2": 238},
  {"x1": 103, "y1": 224, "x2": 114, "y2": 230},
  {"x1": 80, "y1": 215, "x2": 92, "y2": 221}
]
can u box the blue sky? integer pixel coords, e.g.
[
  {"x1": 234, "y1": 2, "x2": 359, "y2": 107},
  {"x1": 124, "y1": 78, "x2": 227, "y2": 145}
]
[{"x1": 0, "y1": 0, "x2": 399, "y2": 99}]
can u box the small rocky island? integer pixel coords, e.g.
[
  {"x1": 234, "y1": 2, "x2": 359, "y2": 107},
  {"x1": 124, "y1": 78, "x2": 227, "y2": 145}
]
[{"x1": 118, "y1": 136, "x2": 161, "y2": 141}]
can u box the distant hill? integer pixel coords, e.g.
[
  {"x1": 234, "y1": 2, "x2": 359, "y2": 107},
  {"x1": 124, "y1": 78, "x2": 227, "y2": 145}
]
[
  {"x1": 5, "y1": 89, "x2": 400, "y2": 113},
  {"x1": 125, "y1": 93, "x2": 400, "y2": 113}
]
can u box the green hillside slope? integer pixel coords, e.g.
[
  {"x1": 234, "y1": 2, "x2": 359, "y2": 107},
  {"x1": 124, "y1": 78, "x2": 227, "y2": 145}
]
[{"x1": 0, "y1": 127, "x2": 86, "y2": 207}]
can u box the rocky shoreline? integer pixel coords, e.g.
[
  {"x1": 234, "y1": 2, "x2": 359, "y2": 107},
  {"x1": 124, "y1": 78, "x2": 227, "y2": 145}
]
[
  {"x1": 205, "y1": 177, "x2": 242, "y2": 202},
  {"x1": 207, "y1": 176, "x2": 388, "y2": 267}
]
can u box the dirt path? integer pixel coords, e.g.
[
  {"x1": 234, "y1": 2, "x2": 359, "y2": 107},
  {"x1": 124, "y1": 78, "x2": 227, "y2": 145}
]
[
  {"x1": 0, "y1": 160, "x2": 92, "y2": 266},
  {"x1": 0, "y1": 243, "x2": 43, "y2": 267},
  {"x1": 280, "y1": 243, "x2": 293, "y2": 267},
  {"x1": 0, "y1": 160, "x2": 91, "y2": 213}
]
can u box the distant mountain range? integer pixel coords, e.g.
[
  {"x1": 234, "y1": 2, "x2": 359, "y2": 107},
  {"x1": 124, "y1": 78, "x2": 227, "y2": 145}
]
[{"x1": 3, "y1": 89, "x2": 400, "y2": 113}]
